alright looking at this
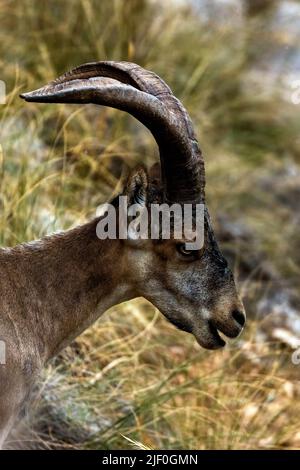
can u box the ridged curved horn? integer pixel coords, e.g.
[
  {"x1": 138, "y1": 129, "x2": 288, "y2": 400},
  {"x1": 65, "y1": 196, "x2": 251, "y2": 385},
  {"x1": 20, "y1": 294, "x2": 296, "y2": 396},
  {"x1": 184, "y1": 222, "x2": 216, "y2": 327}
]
[{"x1": 20, "y1": 61, "x2": 205, "y2": 203}]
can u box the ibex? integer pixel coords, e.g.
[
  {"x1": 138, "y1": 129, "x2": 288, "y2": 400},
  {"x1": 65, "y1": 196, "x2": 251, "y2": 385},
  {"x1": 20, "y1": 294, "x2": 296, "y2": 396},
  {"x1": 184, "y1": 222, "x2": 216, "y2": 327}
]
[{"x1": 0, "y1": 61, "x2": 245, "y2": 447}]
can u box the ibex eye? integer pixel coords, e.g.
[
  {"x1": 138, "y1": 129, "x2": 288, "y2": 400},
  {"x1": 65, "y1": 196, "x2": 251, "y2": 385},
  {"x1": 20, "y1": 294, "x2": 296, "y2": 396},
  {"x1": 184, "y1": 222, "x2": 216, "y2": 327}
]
[{"x1": 176, "y1": 243, "x2": 194, "y2": 257}]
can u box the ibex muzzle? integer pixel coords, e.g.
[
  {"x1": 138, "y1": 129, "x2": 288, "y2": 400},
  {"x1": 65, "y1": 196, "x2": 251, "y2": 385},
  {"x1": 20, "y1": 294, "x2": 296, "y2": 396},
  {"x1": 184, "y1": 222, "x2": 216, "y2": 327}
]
[{"x1": 0, "y1": 62, "x2": 245, "y2": 447}]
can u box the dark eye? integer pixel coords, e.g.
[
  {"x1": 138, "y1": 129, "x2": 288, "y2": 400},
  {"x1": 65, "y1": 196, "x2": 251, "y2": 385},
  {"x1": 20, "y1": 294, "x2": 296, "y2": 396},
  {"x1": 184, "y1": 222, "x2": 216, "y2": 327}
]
[{"x1": 176, "y1": 243, "x2": 194, "y2": 257}]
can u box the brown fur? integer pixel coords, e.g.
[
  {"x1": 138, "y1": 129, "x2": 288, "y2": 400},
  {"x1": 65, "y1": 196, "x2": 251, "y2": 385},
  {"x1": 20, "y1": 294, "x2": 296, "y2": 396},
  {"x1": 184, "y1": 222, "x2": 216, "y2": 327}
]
[
  {"x1": 0, "y1": 61, "x2": 246, "y2": 447},
  {"x1": 0, "y1": 167, "x2": 245, "y2": 447}
]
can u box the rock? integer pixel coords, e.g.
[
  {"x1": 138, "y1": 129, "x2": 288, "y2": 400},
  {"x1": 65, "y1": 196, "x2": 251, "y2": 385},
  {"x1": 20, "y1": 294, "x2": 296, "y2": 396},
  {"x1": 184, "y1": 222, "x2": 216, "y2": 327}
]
[
  {"x1": 215, "y1": 213, "x2": 279, "y2": 282},
  {"x1": 215, "y1": 210, "x2": 300, "y2": 350},
  {"x1": 256, "y1": 288, "x2": 300, "y2": 348},
  {"x1": 258, "y1": 162, "x2": 300, "y2": 214}
]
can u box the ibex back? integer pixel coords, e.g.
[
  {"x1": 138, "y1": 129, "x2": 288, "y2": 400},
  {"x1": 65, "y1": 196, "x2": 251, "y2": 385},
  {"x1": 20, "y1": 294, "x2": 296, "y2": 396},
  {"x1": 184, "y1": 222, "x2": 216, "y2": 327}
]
[{"x1": 0, "y1": 62, "x2": 245, "y2": 447}]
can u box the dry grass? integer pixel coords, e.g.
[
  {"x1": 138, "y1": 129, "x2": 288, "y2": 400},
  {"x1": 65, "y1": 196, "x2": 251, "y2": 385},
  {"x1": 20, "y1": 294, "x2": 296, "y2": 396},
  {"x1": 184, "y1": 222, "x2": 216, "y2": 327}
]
[
  {"x1": 0, "y1": 0, "x2": 300, "y2": 450},
  {"x1": 11, "y1": 305, "x2": 300, "y2": 450}
]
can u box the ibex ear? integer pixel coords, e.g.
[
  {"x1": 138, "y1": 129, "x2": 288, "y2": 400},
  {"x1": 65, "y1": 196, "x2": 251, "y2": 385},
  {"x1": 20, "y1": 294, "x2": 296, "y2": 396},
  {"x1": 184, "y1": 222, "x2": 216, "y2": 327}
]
[
  {"x1": 123, "y1": 166, "x2": 149, "y2": 243},
  {"x1": 124, "y1": 166, "x2": 148, "y2": 207}
]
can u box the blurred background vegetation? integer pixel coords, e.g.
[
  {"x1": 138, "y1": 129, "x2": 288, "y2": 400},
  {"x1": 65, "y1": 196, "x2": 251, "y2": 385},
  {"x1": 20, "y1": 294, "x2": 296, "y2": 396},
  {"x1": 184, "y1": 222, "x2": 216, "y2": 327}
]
[{"x1": 0, "y1": 0, "x2": 300, "y2": 449}]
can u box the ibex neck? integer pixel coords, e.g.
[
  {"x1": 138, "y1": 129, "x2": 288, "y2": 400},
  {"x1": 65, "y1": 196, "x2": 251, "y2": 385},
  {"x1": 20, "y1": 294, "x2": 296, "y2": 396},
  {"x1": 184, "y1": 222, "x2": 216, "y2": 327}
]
[{"x1": 0, "y1": 218, "x2": 132, "y2": 363}]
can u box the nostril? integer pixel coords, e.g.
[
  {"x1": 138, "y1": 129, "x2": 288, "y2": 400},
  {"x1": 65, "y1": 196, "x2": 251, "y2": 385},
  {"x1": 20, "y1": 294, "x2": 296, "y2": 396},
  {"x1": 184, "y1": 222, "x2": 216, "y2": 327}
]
[{"x1": 232, "y1": 309, "x2": 245, "y2": 327}]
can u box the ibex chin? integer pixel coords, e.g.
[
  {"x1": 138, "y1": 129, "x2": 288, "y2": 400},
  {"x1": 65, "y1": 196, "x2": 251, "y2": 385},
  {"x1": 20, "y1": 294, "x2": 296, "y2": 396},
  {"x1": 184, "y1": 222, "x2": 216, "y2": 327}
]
[{"x1": 0, "y1": 61, "x2": 245, "y2": 447}]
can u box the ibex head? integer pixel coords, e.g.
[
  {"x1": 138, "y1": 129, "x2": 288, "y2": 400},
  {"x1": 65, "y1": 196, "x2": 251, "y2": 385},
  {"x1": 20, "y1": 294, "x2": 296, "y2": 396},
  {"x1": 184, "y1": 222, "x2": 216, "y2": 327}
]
[{"x1": 21, "y1": 61, "x2": 245, "y2": 350}]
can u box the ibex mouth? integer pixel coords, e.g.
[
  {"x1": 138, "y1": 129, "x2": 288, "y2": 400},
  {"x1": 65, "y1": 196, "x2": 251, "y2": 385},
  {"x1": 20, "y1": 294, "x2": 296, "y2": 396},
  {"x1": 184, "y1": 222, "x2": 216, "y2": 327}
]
[
  {"x1": 193, "y1": 317, "x2": 245, "y2": 350},
  {"x1": 193, "y1": 322, "x2": 225, "y2": 350}
]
